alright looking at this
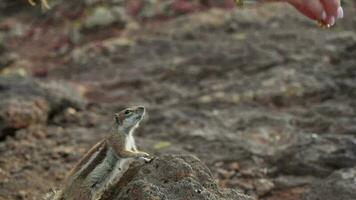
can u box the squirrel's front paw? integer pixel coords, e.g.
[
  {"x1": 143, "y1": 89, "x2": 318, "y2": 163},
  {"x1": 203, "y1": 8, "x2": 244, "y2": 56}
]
[
  {"x1": 136, "y1": 152, "x2": 154, "y2": 163},
  {"x1": 136, "y1": 156, "x2": 151, "y2": 162},
  {"x1": 137, "y1": 151, "x2": 150, "y2": 158},
  {"x1": 140, "y1": 156, "x2": 154, "y2": 163}
]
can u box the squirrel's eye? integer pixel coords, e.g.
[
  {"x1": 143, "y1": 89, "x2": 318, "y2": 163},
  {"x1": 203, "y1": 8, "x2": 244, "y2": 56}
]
[{"x1": 124, "y1": 110, "x2": 132, "y2": 115}]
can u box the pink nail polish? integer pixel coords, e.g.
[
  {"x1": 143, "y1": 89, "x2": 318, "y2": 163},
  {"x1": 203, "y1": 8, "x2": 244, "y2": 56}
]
[
  {"x1": 337, "y1": 7, "x2": 344, "y2": 18},
  {"x1": 329, "y1": 16, "x2": 335, "y2": 26}
]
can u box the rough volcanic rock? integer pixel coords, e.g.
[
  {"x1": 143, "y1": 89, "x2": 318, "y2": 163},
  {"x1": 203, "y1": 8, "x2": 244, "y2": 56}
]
[
  {"x1": 101, "y1": 154, "x2": 252, "y2": 200},
  {"x1": 0, "y1": 38, "x2": 17, "y2": 70},
  {"x1": 136, "y1": 0, "x2": 175, "y2": 18},
  {"x1": 36, "y1": 80, "x2": 86, "y2": 115},
  {"x1": 83, "y1": 6, "x2": 127, "y2": 30},
  {"x1": 0, "y1": 0, "x2": 26, "y2": 15},
  {"x1": 0, "y1": 76, "x2": 85, "y2": 112},
  {"x1": 0, "y1": 76, "x2": 86, "y2": 139},
  {"x1": 274, "y1": 134, "x2": 356, "y2": 177},
  {"x1": 0, "y1": 97, "x2": 49, "y2": 139},
  {"x1": 304, "y1": 167, "x2": 356, "y2": 200}
]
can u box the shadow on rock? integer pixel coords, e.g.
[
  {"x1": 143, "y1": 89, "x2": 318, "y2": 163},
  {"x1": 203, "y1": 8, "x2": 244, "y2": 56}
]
[
  {"x1": 273, "y1": 134, "x2": 356, "y2": 178},
  {"x1": 304, "y1": 167, "x2": 356, "y2": 200}
]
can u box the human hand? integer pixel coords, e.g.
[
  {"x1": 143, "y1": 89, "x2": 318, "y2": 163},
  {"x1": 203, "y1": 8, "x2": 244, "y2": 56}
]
[
  {"x1": 284, "y1": 0, "x2": 343, "y2": 27},
  {"x1": 249, "y1": 0, "x2": 344, "y2": 27}
]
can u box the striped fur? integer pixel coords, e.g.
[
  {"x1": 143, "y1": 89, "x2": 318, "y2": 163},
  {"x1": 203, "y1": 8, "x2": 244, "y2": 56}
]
[{"x1": 50, "y1": 106, "x2": 150, "y2": 200}]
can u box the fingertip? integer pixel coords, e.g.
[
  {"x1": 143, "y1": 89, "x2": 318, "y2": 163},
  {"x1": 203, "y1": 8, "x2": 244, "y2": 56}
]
[
  {"x1": 320, "y1": 0, "x2": 340, "y2": 18},
  {"x1": 337, "y1": 6, "x2": 344, "y2": 18},
  {"x1": 329, "y1": 16, "x2": 335, "y2": 26}
]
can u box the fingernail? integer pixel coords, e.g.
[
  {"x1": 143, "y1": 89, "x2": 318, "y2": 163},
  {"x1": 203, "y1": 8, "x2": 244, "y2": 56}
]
[
  {"x1": 321, "y1": 11, "x2": 327, "y2": 21},
  {"x1": 337, "y1": 7, "x2": 344, "y2": 18},
  {"x1": 329, "y1": 16, "x2": 335, "y2": 26}
]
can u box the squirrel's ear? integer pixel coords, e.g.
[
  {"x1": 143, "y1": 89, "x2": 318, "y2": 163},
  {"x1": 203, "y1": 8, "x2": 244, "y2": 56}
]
[{"x1": 114, "y1": 114, "x2": 121, "y2": 125}]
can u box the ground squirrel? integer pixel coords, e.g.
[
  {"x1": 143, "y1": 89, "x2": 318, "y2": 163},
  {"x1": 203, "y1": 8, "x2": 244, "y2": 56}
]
[{"x1": 48, "y1": 106, "x2": 152, "y2": 200}]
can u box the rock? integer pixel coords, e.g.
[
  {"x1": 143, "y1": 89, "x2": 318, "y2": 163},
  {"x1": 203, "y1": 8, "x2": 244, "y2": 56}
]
[
  {"x1": 273, "y1": 175, "x2": 316, "y2": 190},
  {"x1": 0, "y1": 38, "x2": 17, "y2": 70},
  {"x1": 0, "y1": 76, "x2": 85, "y2": 113},
  {"x1": 304, "y1": 167, "x2": 356, "y2": 200},
  {"x1": 0, "y1": 0, "x2": 26, "y2": 15},
  {"x1": 100, "y1": 154, "x2": 253, "y2": 200},
  {"x1": 0, "y1": 76, "x2": 86, "y2": 139},
  {"x1": 37, "y1": 80, "x2": 85, "y2": 115},
  {"x1": 273, "y1": 134, "x2": 356, "y2": 177},
  {"x1": 0, "y1": 97, "x2": 49, "y2": 139},
  {"x1": 137, "y1": 0, "x2": 175, "y2": 18},
  {"x1": 83, "y1": 6, "x2": 127, "y2": 30},
  {"x1": 0, "y1": 52, "x2": 17, "y2": 71},
  {"x1": 254, "y1": 179, "x2": 274, "y2": 196}
]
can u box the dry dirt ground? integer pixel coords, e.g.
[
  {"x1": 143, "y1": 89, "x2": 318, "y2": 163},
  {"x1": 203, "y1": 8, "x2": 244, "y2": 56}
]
[{"x1": 0, "y1": 0, "x2": 355, "y2": 200}]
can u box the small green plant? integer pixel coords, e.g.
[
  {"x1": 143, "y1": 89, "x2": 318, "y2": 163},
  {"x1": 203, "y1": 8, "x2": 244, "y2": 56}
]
[{"x1": 235, "y1": 0, "x2": 243, "y2": 7}]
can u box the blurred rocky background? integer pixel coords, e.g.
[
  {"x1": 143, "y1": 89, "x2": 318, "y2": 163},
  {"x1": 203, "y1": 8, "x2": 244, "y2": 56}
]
[{"x1": 0, "y1": 0, "x2": 355, "y2": 200}]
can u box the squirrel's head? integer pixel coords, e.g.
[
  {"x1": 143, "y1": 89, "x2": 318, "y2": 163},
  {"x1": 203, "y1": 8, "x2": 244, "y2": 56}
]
[{"x1": 114, "y1": 106, "x2": 145, "y2": 133}]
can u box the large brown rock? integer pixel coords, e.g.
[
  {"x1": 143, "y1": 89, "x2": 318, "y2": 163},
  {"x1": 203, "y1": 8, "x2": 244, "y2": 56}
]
[
  {"x1": 0, "y1": 76, "x2": 86, "y2": 139},
  {"x1": 101, "y1": 154, "x2": 252, "y2": 200},
  {"x1": 0, "y1": 97, "x2": 49, "y2": 138}
]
